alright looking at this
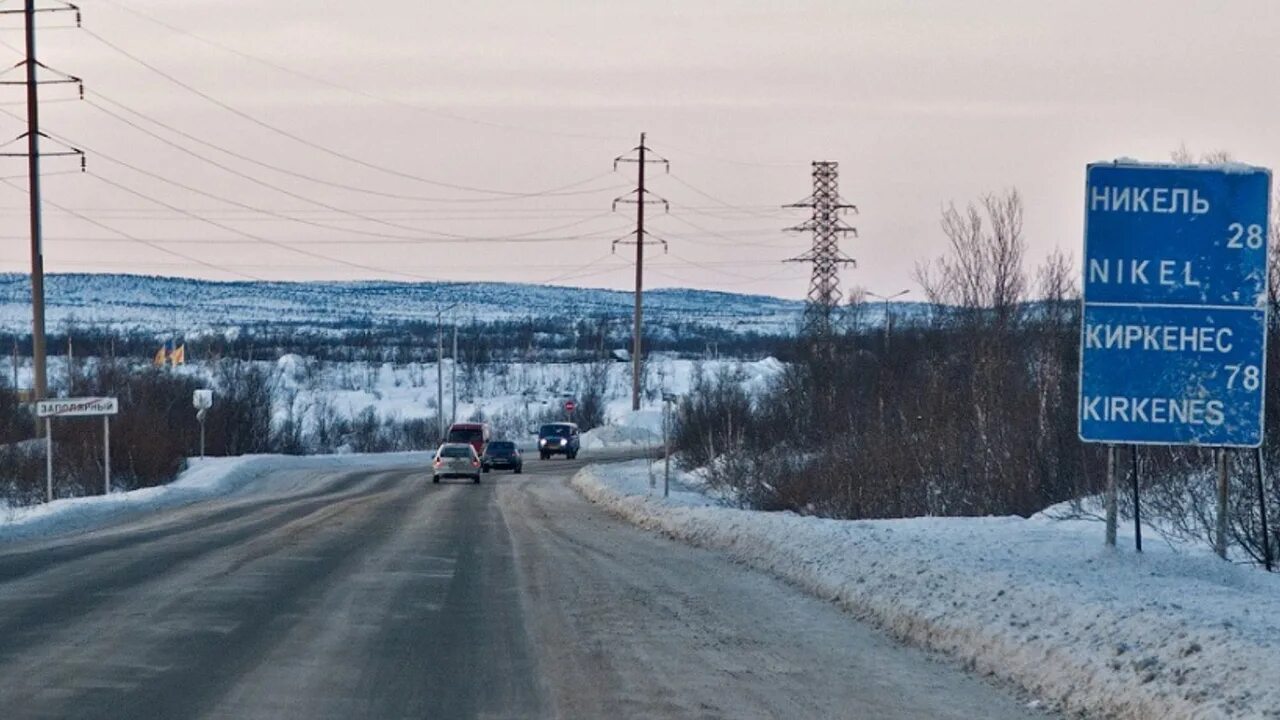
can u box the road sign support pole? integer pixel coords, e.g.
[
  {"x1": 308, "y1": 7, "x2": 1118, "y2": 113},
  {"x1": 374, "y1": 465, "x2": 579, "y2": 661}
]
[
  {"x1": 103, "y1": 415, "x2": 110, "y2": 495},
  {"x1": 1216, "y1": 448, "x2": 1230, "y2": 559},
  {"x1": 663, "y1": 400, "x2": 671, "y2": 498},
  {"x1": 451, "y1": 324, "x2": 458, "y2": 425},
  {"x1": 200, "y1": 416, "x2": 206, "y2": 458},
  {"x1": 1254, "y1": 447, "x2": 1272, "y2": 571},
  {"x1": 44, "y1": 416, "x2": 51, "y2": 502},
  {"x1": 1131, "y1": 444, "x2": 1141, "y2": 553},
  {"x1": 1105, "y1": 445, "x2": 1117, "y2": 547}
]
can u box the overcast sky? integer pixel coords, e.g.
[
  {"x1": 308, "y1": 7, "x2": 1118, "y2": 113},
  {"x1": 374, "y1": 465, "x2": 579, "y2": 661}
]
[{"x1": 0, "y1": 0, "x2": 1275, "y2": 300}]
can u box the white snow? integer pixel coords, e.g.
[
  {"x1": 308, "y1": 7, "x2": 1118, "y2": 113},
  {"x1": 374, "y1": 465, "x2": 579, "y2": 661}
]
[
  {"x1": 573, "y1": 459, "x2": 1280, "y2": 720},
  {"x1": 0, "y1": 452, "x2": 430, "y2": 544},
  {"x1": 581, "y1": 408, "x2": 664, "y2": 450}
]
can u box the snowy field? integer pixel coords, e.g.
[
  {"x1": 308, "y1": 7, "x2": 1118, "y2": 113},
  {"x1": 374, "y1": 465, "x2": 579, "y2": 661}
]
[
  {"x1": 574, "y1": 460, "x2": 1280, "y2": 720},
  {"x1": 19, "y1": 354, "x2": 783, "y2": 448}
]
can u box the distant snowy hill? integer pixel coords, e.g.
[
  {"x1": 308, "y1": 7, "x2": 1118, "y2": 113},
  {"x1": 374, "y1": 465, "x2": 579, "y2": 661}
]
[{"x1": 0, "y1": 273, "x2": 814, "y2": 336}]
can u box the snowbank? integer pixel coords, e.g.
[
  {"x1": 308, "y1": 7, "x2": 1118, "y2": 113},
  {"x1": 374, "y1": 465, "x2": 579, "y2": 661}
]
[
  {"x1": 572, "y1": 460, "x2": 1280, "y2": 720},
  {"x1": 581, "y1": 409, "x2": 664, "y2": 450},
  {"x1": 1, "y1": 452, "x2": 429, "y2": 544}
]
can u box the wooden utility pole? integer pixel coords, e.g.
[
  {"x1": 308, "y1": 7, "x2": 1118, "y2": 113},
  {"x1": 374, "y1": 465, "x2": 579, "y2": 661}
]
[
  {"x1": 24, "y1": 0, "x2": 47, "y2": 423},
  {"x1": 0, "y1": 1, "x2": 83, "y2": 430},
  {"x1": 611, "y1": 133, "x2": 668, "y2": 411}
]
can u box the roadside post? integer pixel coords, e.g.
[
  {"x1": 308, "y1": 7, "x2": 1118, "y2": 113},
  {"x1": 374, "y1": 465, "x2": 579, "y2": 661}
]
[
  {"x1": 1105, "y1": 446, "x2": 1117, "y2": 547},
  {"x1": 1131, "y1": 445, "x2": 1142, "y2": 553},
  {"x1": 1254, "y1": 448, "x2": 1273, "y2": 571},
  {"x1": 193, "y1": 389, "x2": 213, "y2": 458},
  {"x1": 35, "y1": 397, "x2": 119, "y2": 501},
  {"x1": 663, "y1": 392, "x2": 679, "y2": 498},
  {"x1": 1079, "y1": 162, "x2": 1271, "y2": 557}
]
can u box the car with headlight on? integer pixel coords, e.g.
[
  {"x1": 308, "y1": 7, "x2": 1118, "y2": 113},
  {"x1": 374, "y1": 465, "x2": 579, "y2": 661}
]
[
  {"x1": 537, "y1": 422, "x2": 579, "y2": 460},
  {"x1": 432, "y1": 442, "x2": 482, "y2": 484}
]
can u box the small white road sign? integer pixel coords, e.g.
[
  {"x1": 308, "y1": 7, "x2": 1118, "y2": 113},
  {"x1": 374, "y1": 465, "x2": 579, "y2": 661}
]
[{"x1": 36, "y1": 397, "x2": 119, "y2": 418}]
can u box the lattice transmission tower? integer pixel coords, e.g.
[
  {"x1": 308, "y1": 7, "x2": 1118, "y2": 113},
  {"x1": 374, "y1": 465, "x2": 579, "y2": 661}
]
[{"x1": 784, "y1": 161, "x2": 856, "y2": 338}]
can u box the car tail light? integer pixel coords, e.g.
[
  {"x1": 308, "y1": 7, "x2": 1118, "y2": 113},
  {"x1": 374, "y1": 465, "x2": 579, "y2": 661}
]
[
  {"x1": 472, "y1": 459, "x2": 481, "y2": 467},
  {"x1": 433, "y1": 458, "x2": 442, "y2": 467}
]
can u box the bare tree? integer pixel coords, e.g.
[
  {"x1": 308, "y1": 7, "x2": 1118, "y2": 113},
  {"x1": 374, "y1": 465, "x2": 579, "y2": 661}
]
[
  {"x1": 915, "y1": 188, "x2": 1027, "y2": 331},
  {"x1": 1171, "y1": 144, "x2": 1233, "y2": 165}
]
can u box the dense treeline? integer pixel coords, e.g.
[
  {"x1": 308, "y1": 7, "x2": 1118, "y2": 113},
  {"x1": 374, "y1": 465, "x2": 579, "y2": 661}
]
[{"x1": 0, "y1": 314, "x2": 786, "y2": 368}]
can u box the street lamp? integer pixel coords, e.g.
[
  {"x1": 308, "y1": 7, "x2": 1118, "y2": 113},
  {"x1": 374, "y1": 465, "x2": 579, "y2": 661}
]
[{"x1": 866, "y1": 290, "x2": 910, "y2": 351}]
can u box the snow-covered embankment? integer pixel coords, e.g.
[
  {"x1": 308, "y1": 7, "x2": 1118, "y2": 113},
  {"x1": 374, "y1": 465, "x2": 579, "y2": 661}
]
[
  {"x1": 0, "y1": 452, "x2": 429, "y2": 544},
  {"x1": 572, "y1": 460, "x2": 1280, "y2": 720}
]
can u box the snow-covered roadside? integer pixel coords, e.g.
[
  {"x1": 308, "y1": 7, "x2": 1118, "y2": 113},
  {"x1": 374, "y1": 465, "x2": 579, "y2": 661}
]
[
  {"x1": 0, "y1": 452, "x2": 430, "y2": 544},
  {"x1": 572, "y1": 460, "x2": 1280, "y2": 720}
]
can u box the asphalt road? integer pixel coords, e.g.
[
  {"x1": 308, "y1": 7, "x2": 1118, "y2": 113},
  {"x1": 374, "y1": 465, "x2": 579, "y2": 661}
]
[{"x1": 0, "y1": 453, "x2": 1047, "y2": 719}]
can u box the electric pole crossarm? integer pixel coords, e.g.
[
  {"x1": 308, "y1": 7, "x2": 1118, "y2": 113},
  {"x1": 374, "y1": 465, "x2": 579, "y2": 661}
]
[
  {"x1": 611, "y1": 189, "x2": 669, "y2": 212},
  {"x1": 785, "y1": 220, "x2": 857, "y2": 236},
  {"x1": 0, "y1": 61, "x2": 84, "y2": 98},
  {"x1": 0, "y1": 2, "x2": 80, "y2": 20},
  {"x1": 612, "y1": 230, "x2": 668, "y2": 254}
]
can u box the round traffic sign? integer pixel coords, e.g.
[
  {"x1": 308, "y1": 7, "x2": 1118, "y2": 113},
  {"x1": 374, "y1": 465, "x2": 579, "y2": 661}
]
[{"x1": 564, "y1": 399, "x2": 577, "y2": 413}]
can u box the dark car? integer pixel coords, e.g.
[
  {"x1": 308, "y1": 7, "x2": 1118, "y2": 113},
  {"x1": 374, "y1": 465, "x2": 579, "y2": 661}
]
[
  {"x1": 537, "y1": 422, "x2": 580, "y2": 460},
  {"x1": 481, "y1": 440, "x2": 523, "y2": 473}
]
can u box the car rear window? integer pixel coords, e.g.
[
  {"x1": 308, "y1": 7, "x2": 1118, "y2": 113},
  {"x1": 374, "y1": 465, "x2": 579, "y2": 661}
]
[
  {"x1": 488, "y1": 442, "x2": 514, "y2": 452},
  {"x1": 441, "y1": 446, "x2": 472, "y2": 458}
]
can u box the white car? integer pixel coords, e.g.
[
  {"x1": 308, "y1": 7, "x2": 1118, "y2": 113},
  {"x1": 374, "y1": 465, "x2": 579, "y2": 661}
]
[{"x1": 432, "y1": 443, "x2": 482, "y2": 484}]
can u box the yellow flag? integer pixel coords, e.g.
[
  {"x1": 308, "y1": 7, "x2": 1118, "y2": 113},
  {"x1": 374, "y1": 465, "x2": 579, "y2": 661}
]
[
  {"x1": 171, "y1": 345, "x2": 186, "y2": 366},
  {"x1": 154, "y1": 346, "x2": 168, "y2": 367}
]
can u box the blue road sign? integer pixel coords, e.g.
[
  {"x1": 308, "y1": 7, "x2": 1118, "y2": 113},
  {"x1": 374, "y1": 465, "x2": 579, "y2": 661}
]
[{"x1": 1080, "y1": 162, "x2": 1271, "y2": 447}]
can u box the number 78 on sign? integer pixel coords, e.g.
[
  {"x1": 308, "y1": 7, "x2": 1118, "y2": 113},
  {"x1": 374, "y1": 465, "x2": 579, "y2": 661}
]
[{"x1": 1079, "y1": 162, "x2": 1271, "y2": 447}]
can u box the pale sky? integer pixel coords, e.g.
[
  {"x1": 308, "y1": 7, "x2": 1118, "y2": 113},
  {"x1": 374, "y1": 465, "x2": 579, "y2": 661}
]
[{"x1": 0, "y1": 0, "x2": 1275, "y2": 300}]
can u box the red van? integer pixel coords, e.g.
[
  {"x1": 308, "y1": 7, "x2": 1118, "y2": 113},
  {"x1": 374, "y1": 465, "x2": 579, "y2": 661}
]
[{"x1": 446, "y1": 422, "x2": 491, "y2": 457}]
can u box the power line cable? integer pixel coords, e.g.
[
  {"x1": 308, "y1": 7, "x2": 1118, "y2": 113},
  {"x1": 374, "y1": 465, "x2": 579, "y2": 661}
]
[
  {"x1": 12, "y1": 116, "x2": 630, "y2": 247},
  {"x1": 87, "y1": 92, "x2": 626, "y2": 204},
  {"x1": 80, "y1": 172, "x2": 444, "y2": 281},
  {"x1": 37, "y1": 106, "x2": 625, "y2": 243},
  {"x1": 97, "y1": 0, "x2": 631, "y2": 145},
  {"x1": 667, "y1": 173, "x2": 790, "y2": 220},
  {"x1": 0, "y1": 177, "x2": 263, "y2": 280},
  {"x1": 648, "y1": 141, "x2": 807, "y2": 170},
  {"x1": 80, "y1": 25, "x2": 621, "y2": 198}
]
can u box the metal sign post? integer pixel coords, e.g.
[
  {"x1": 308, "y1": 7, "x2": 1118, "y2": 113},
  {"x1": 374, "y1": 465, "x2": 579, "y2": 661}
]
[
  {"x1": 1254, "y1": 448, "x2": 1273, "y2": 571},
  {"x1": 662, "y1": 392, "x2": 679, "y2": 499},
  {"x1": 36, "y1": 397, "x2": 119, "y2": 502},
  {"x1": 193, "y1": 389, "x2": 213, "y2": 458},
  {"x1": 1079, "y1": 162, "x2": 1271, "y2": 553},
  {"x1": 44, "y1": 416, "x2": 51, "y2": 502},
  {"x1": 103, "y1": 415, "x2": 110, "y2": 495},
  {"x1": 1131, "y1": 445, "x2": 1142, "y2": 553}
]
